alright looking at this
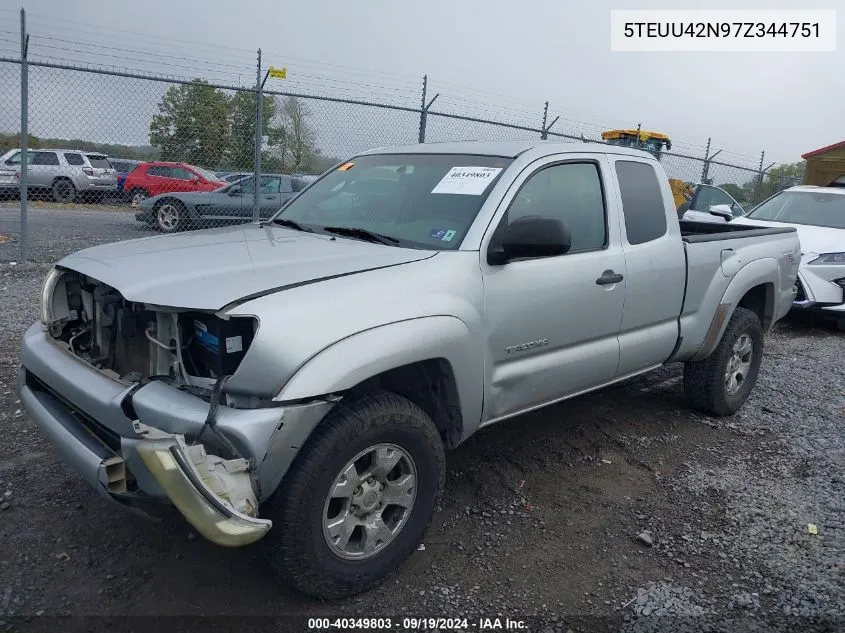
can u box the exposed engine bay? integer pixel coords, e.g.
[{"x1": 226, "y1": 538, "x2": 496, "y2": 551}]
[
  {"x1": 37, "y1": 268, "x2": 274, "y2": 541},
  {"x1": 42, "y1": 267, "x2": 257, "y2": 400}
]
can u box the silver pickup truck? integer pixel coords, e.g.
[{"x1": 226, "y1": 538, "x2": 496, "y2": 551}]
[{"x1": 20, "y1": 140, "x2": 800, "y2": 599}]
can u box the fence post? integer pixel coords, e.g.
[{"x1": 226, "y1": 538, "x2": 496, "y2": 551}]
[
  {"x1": 539, "y1": 102, "x2": 558, "y2": 140},
  {"x1": 19, "y1": 8, "x2": 28, "y2": 261},
  {"x1": 252, "y1": 49, "x2": 263, "y2": 223},
  {"x1": 417, "y1": 75, "x2": 439, "y2": 145},
  {"x1": 541, "y1": 101, "x2": 548, "y2": 140},
  {"x1": 418, "y1": 75, "x2": 427, "y2": 143},
  {"x1": 700, "y1": 137, "x2": 711, "y2": 182},
  {"x1": 753, "y1": 151, "x2": 765, "y2": 202}
]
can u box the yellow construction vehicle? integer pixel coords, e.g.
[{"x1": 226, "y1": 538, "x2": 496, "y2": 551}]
[{"x1": 601, "y1": 129, "x2": 695, "y2": 209}]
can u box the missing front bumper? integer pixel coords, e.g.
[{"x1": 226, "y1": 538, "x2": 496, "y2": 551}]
[{"x1": 135, "y1": 424, "x2": 272, "y2": 547}]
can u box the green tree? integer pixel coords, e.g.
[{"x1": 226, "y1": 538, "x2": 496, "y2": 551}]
[
  {"x1": 742, "y1": 160, "x2": 806, "y2": 204},
  {"x1": 227, "y1": 91, "x2": 280, "y2": 170},
  {"x1": 717, "y1": 183, "x2": 747, "y2": 203},
  {"x1": 149, "y1": 80, "x2": 230, "y2": 168}
]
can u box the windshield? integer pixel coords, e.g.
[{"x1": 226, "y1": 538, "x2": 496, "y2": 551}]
[
  {"x1": 272, "y1": 153, "x2": 512, "y2": 249},
  {"x1": 190, "y1": 165, "x2": 221, "y2": 181},
  {"x1": 746, "y1": 190, "x2": 845, "y2": 229}
]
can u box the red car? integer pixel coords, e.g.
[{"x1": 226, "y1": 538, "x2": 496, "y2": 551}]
[{"x1": 124, "y1": 161, "x2": 226, "y2": 207}]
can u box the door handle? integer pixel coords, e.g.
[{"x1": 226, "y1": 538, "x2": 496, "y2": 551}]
[{"x1": 596, "y1": 270, "x2": 624, "y2": 286}]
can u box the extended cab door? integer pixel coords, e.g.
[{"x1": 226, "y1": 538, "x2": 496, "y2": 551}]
[
  {"x1": 609, "y1": 158, "x2": 686, "y2": 375},
  {"x1": 481, "y1": 155, "x2": 626, "y2": 421}
]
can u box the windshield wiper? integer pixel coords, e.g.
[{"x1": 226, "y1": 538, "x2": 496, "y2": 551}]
[
  {"x1": 270, "y1": 218, "x2": 313, "y2": 232},
  {"x1": 322, "y1": 226, "x2": 400, "y2": 246}
]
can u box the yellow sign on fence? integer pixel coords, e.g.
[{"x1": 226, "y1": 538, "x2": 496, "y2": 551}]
[{"x1": 268, "y1": 66, "x2": 287, "y2": 79}]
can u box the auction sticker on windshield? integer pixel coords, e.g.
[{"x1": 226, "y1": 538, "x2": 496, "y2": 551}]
[{"x1": 432, "y1": 166, "x2": 502, "y2": 195}]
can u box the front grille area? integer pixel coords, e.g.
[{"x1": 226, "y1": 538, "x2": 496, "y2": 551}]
[{"x1": 26, "y1": 370, "x2": 122, "y2": 452}]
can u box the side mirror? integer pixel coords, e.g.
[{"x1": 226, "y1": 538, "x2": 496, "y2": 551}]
[
  {"x1": 708, "y1": 204, "x2": 734, "y2": 221},
  {"x1": 227, "y1": 187, "x2": 241, "y2": 196},
  {"x1": 488, "y1": 215, "x2": 572, "y2": 265}
]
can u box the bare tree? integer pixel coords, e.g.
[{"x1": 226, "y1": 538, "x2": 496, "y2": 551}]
[{"x1": 267, "y1": 97, "x2": 318, "y2": 172}]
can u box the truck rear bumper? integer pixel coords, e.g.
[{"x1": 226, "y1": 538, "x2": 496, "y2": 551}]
[{"x1": 19, "y1": 322, "x2": 336, "y2": 543}]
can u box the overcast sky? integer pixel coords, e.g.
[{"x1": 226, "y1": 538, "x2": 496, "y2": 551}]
[{"x1": 3, "y1": 0, "x2": 843, "y2": 166}]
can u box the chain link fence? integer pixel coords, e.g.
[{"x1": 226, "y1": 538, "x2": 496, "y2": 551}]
[{"x1": 0, "y1": 51, "x2": 805, "y2": 261}]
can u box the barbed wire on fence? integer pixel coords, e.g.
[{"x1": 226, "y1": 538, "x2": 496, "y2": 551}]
[{"x1": 0, "y1": 10, "x2": 807, "y2": 261}]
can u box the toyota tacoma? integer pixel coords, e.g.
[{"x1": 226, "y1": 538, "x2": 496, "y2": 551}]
[{"x1": 20, "y1": 140, "x2": 800, "y2": 598}]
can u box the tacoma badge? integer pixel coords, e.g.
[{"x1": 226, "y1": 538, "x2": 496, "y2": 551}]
[{"x1": 505, "y1": 339, "x2": 549, "y2": 354}]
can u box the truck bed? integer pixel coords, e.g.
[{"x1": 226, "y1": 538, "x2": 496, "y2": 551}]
[
  {"x1": 679, "y1": 219, "x2": 797, "y2": 242},
  {"x1": 671, "y1": 219, "x2": 799, "y2": 363}
]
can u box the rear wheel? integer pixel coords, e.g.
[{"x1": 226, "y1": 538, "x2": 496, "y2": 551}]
[
  {"x1": 684, "y1": 307, "x2": 763, "y2": 416},
  {"x1": 155, "y1": 200, "x2": 187, "y2": 233},
  {"x1": 264, "y1": 391, "x2": 445, "y2": 599},
  {"x1": 52, "y1": 179, "x2": 76, "y2": 203},
  {"x1": 128, "y1": 188, "x2": 149, "y2": 208}
]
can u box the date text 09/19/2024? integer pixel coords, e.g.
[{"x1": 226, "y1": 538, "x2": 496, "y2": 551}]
[{"x1": 307, "y1": 617, "x2": 528, "y2": 630}]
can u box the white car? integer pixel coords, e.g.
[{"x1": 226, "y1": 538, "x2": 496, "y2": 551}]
[
  {"x1": 680, "y1": 183, "x2": 749, "y2": 223},
  {"x1": 732, "y1": 186, "x2": 845, "y2": 329}
]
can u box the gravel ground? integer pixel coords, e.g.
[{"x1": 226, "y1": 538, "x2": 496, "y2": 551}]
[
  {"x1": 0, "y1": 204, "x2": 148, "y2": 264},
  {"x1": 0, "y1": 207, "x2": 843, "y2": 633}
]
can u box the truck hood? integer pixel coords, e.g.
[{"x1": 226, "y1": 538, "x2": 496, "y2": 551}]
[
  {"x1": 57, "y1": 224, "x2": 436, "y2": 311},
  {"x1": 731, "y1": 217, "x2": 845, "y2": 257}
]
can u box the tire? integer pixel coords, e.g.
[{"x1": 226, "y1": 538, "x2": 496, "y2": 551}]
[
  {"x1": 683, "y1": 307, "x2": 763, "y2": 416},
  {"x1": 837, "y1": 317, "x2": 845, "y2": 333},
  {"x1": 154, "y1": 200, "x2": 187, "y2": 233},
  {"x1": 52, "y1": 179, "x2": 76, "y2": 203},
  {"x1": 128, "y1": 188, "x2": 149, "y2": 208},
  {"x1": 263, "y1": 391, "x2": 445, "y2": 599}
]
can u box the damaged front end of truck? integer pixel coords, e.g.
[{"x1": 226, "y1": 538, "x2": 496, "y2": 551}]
[{"x1": 23, "y1": 266, "x2": 333, "y2": 547}]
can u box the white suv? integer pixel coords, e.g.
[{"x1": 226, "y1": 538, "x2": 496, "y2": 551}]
[{"x1": 0, "y1": 149, "x2": 118, "y2": 203}]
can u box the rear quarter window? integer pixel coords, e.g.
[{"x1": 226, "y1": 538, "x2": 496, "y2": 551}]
[
  {"x1": 86, "y1": 155, "x2": 112, "y2": 169},
  {"x1": 147, "y1": 166, "x2": 171, "y2": 177},
  {"x1": 615, "y1": 160, "x2": 668, "y2": 245},
  {"x1": 64, "y1": 153, "x2": 85, "y2": 166}
]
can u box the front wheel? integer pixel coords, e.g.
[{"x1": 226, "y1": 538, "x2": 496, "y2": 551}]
[
  {"x1": 683, "y1": 307, "x2": 763, "y2": 416},
  {"x1": 264, "y1": 391, "x2": 445, "y2": 599},
  {"x1": 155, "y1": 200, "x2": 187, "y2": 233}
]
